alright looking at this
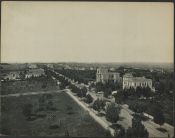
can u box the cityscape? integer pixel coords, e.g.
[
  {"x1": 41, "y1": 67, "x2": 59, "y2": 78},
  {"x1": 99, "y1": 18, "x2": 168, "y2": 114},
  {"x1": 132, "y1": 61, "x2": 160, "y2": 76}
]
[
  {"x1": 0, "y1": 62, "x2": 174, "y2": 137},
  {"x1": 1, "y1": 1, "x2": 174, "y2": 138}
]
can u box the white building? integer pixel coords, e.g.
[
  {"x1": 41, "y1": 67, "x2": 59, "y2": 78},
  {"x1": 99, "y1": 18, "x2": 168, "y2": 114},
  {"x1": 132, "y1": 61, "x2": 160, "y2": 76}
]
[
  {"x1": 47, "y1": 64, "x2": 54, "y2": 69},
  {"x1": 3, "y1": 72, "x2": 20, "y2": 80},
  {"x1": 28, "y1": 64, "x2": 37, "y2": 69},
  {"x1": 123, "y1": 73, "x2": 152, "y2": 89},
  {"x1": 25, "y1": 68, "x2": 45, "y2": 78},
  {"x1": 96, "y1": 68, "x2": 120, "y2": 83}
]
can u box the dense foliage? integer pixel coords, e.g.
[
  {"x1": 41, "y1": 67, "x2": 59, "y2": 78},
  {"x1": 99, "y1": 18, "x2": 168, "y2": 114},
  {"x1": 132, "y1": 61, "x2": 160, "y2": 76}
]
[
  {"x1": 126, "y1": 116, "x2": 149, "y2": 138},
  {"x1": 69, "y1": 84, "x2": 87, "y2": 98},
  {"x1": 84, "y1": 94, "x2": 93, "y2": 103},
  {"x1": 129, "y1": 102, "x2": 147, "y2": 114},
  {"x1": 153, "y1": 104, "x2": 165, "y2": 127},
  {"x1": 105, "y1": 103, "x2": 121, "y2": 123},
  {"x1": 55, "y1": 69, "x2": 96, "y2": 84},
  {"x1": 92, "y1": 99, "x2": 106, "y2": 111},
  {"x1": 94, "y1": 81, "x2": 122, "y2": 98}
]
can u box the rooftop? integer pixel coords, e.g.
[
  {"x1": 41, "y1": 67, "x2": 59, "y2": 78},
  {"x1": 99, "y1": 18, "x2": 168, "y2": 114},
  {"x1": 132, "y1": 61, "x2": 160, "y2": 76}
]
[{"x1": 125, "y1": 77, "x2": 152, "y2": 82}]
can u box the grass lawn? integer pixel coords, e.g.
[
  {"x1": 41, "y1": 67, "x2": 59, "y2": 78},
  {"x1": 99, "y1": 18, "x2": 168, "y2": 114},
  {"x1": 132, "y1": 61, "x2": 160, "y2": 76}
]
[
  {"x1": 0, "y1": 92, "x2": 107, "y2": 137},
  {"x1": 1, "y1": 79, "x2": 58, "y2": 95}
]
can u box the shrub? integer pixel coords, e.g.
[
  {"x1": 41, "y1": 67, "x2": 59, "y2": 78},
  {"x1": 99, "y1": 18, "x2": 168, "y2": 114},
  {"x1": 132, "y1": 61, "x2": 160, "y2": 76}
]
[
  {"x1": 85, "y1": 94, "x2": 93, "y2": 103},
  {"x1": 92, "y1": 99, "x2": 105, "y2": 111}
]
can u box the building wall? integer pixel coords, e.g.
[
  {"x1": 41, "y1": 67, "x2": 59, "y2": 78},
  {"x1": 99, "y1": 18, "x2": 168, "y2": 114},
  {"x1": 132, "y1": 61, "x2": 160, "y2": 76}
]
[
  {"x1": 96, "y1": 68, "x2": 120, "y2": 83},
  {"x1": 4, "y1": 72, "x2": 20, "y2": 80},
  {"x1": 25, "y1": 68, "x2": 45, "y2": 78},
  {"x1": 123, "y1": 75, "x2": 152, "y2": 89}
]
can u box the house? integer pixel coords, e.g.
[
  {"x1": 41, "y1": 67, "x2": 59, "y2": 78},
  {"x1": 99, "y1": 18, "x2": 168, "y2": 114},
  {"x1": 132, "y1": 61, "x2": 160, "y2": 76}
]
[
  {"x1": 96, "y1": 91, "x2": 104, "y2": 100},
  {"x1": 25, "y1": 68, "x2": 45, "y2": 78},
  {"x1": 3, "y1": 72, "x2": 21, "y2": 80},
  {"x1": 96, "y1": 68, "x2": 121, "y2": 83},
  {"x1": 28, "y1": 64, "x2": 37, "y2": 69},
  {"x1": 47, "y1": 64, "x2": 54, "y2": 69},
  {"x1": 122, "y1": 73, "x2": 152, "y2": 89}
]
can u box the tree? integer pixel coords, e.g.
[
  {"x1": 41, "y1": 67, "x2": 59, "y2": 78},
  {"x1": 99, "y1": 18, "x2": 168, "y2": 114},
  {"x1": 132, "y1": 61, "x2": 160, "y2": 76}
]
[
  {"x1": 114, "y1": 90, "x2": 125, "y2": 104},
  {"x1": 153, "y1": 108, "x2": 165, "y2": 128},
  {"x1": 129, "y1": 102, "x2": 147, "y2": 114},
  {"x1": 104, "y1": 88, "x2": 112, "y2": 98},
  {"x1": 114, "y1": 127, "x2": 125, "y2": 138},
  {"x1": 19, "y1": 71, "x2": 25, "y2": 79},
  {"x1": 95, "y1": 82, "x2": 105, "y2": 92},
  {"x1": 23, "y1": 104, "x2": 33, "y2": 119},
  {"x1": 81, "y1": 87, "x2": 87, "y2": 97},
  {"x1": 92, "y1": 98, "x2": 105, "y2": 111},
  {"x1": 126, "y1": 116, "x2": 148, "y2": 138},
  {"x1": 85, "y1": 94, "x2": 93, "y2": 103},
  {"x1": 136, "y1": 86, "x2": 142, "y2": 97},
  {"x1": 106, "y1": 103, "x2": 120, "y2": 123}
]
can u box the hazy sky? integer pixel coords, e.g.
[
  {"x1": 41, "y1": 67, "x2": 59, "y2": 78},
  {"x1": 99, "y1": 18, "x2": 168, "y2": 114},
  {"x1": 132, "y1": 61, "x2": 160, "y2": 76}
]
[{"x1": 1, "y1": 2, "x2": 173, "y2": 63}]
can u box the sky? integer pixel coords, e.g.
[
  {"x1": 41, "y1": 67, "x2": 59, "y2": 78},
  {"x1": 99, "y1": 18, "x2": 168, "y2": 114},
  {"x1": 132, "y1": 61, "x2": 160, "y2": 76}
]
[{"x1": 1, "y1": 2, "x2": 174, "y2": 63}]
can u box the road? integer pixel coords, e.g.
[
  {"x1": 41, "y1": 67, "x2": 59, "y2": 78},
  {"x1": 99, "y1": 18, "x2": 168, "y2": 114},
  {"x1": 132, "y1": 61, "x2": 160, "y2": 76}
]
[{"x1": 65, "y1": 89, "x2": 115, "y2": 136}]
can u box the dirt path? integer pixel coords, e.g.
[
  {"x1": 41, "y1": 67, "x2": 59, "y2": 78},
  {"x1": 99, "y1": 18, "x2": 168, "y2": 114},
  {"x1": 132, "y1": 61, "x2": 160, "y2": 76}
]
[{"x1": 65, "y1": 89, "x2": 115, "y2": 136}]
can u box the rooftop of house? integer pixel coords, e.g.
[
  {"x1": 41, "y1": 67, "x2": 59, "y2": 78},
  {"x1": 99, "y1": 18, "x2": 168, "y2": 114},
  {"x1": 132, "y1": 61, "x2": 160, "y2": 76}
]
[
  {"x1": 97, "y1": 68, "x2": 120, "y2": 75},
  {"x1": 27, "y1": 68, "x2": 45, "y2": 74},
  {"x1": 124, "y1": 77, "x2": 152, "y2": 82},
  {"x1": 123, "y1": 73, "x2": 133, "y2": 78}
]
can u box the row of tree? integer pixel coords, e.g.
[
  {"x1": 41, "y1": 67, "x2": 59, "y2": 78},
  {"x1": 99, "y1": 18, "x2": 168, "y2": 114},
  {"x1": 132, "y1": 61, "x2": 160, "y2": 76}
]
[
  {"x1": 92, "y1": 81, "x2": 122, "y2": 98},
  {"x1": 69, "y1": 84, "x2": 88, "y2": 98},
  {"x1": 55, "y1": 69, "x2": 96, "y2": 84},
  {"x1": 114, "y1": 86, "x2": 153, "y2": 104}
]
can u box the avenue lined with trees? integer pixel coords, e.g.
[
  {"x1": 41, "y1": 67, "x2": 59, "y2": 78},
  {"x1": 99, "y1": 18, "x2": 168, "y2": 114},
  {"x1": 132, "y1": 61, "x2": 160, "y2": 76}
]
[{"x1": 48, "y1": 67, "x2": 173, "y2": 137}]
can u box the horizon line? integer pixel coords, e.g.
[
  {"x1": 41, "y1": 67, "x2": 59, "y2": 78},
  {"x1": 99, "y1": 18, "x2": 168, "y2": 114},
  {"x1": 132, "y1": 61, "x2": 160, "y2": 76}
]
[{"x1": 0, "y1": 61, "x2": 173, "y2": 64}]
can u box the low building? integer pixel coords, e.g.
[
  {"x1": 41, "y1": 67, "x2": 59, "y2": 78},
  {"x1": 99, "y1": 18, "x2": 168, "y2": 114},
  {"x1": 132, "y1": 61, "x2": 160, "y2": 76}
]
[
  {"x1": 123, "y1": 73, "x2": 152, "y2": 89},
  {"x1": 25, "y1": 68, "x2": 45, "y2": 78},
  {"x1": 3, "y1": 72, "x2": 20, "y2": 80},
  {"x1": 96, "y1": 91, "x2": 104, "y2": 100},
  {"x1": 96, "y1": 68, "x2": 120, "y2": 83},
  {"x1": 47, "y1": 64, "x2": 54, "y2": 69},
  {"x1": 28, "y1": 64, "x2": 37, "y2": 69},
  {"x1": 112, "y1": 91, "x2": 118, "y2": 96}
]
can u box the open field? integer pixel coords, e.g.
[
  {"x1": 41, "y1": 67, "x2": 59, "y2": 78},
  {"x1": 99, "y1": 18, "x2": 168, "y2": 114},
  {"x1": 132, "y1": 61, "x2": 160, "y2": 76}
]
[
  {"x1": 0, "y1": 92, "x2": 107, "y2": 137},
  {"x1": 1, "y1": 77, "x2": 58, "y2": 95}
]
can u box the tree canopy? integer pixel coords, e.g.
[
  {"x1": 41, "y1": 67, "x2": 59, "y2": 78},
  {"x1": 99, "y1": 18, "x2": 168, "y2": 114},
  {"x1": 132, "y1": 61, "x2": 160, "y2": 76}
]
[
  {"x1": 126, "y1": 116, "x2": 148, "y2": 138},
  {"x1": 105, "y1": 103, "x2": 121, "y2": 123}
]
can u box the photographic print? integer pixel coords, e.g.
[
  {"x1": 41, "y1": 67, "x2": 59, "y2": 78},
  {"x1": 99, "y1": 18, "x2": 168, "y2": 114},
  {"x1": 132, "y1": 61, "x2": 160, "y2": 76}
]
[{"x1": 0, "y1": 1, "x2": 174, "y2": 137}]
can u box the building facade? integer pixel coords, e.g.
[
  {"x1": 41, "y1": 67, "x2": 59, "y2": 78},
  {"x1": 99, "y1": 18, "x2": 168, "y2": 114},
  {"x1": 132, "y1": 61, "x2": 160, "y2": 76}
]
[
  {"x1": 25, "y1": 68, "x2": 45, "y2": 78},
  {"x1": 3, "y1": 72, "x2": 20, "y2": 80},
  {"x1": 123, "y1": 73, "x2": 152, "y2": 89},
  {"x1": 96, "y1": 68, "x2": 120, "y2": 83}
]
